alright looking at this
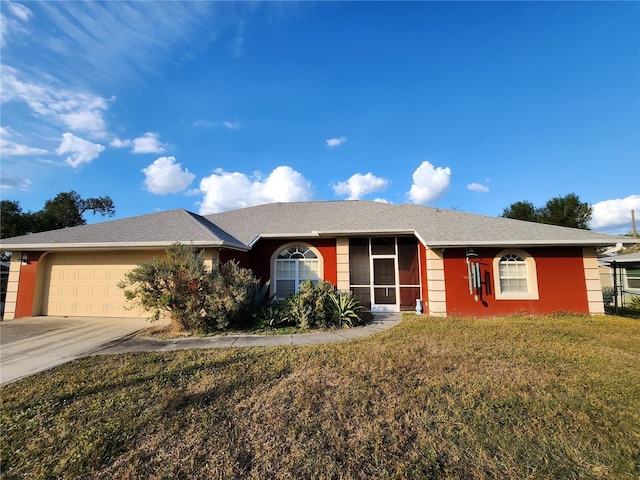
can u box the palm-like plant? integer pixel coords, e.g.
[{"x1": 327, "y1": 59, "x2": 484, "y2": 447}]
[
  {"x1": 328, "y1": 291, "x2": 363, "y2": 328},
  {"x1": 627, "y1": 295, "x2": 640, "y2": 311}
]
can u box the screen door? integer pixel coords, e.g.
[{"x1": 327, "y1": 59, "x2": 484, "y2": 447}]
[{"x1": 372, "y1": 257, "x2": 397, "y2": 311}]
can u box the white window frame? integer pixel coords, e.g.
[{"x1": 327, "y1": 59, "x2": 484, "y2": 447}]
[
  {"x1": 270, "y1": 243, "x2": 324, "y2": 300},
  {"x1": 623, "y1": 266, "x2": 640, "y2": 293},
  {"x1": 493, "y1": 249, "x2": 539, "y2": 300}
]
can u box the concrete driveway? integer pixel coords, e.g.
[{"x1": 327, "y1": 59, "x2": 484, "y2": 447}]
[
  {"x1": 0, "y1": 316, "x2": 155, "y2": 385},
  {"x1": 1, "y1": 313, "x2": 403, "y2": 386}
]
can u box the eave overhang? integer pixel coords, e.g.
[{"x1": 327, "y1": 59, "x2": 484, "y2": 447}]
[
  {"x1": 314, "y1": 229, "x2": 417, "y2": 236},
  {"x1": 424, "y1": 238, "x2": 640, "y2": 249},
  {"x1": 248, "y1": 233, "x2": 321, "y2": 247}
]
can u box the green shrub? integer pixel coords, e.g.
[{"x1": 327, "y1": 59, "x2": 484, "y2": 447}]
[
  {"x1": 206, "y1": 260, "x2": 265, "y2": 331},
  {"x1": 119, "y1": 244, "x2": 267, "y2": 333},
  {"x1": 601, "y1": 286, "x2": 615, "y2": 306},
  {"x1": 256, "y1": 302, "x2": 291, "y2": 328},
  {"x1": 120, "y1": 244, "x2": 368, "y2": 333},
  {"x1": 273, "y1": 281, "x2": 368, "y2": 330},
  {"x1": 118, "y1": 243, "x2": 211, "y2": 331},
  {"x1": 327, "y1": 291, "x2": 364, "y2": 328},
  {"x1": 284, "y1": 280, "x2": 335, "y2": 329},
  {"x1": 627, "y1": 294, "x2": 640, "y2": 311}
]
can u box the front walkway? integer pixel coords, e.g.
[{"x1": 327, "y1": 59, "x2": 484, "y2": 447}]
[{"x1": 95, "y1": 313, "x2": 403, "y2": 355}]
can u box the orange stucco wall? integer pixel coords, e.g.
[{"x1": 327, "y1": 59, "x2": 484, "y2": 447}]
[
  {"x1": 11, "y1": 243, "x2": 591, "y2": 319},
  {"x1": 14, "y1": 252, "x2": 44, "y2": 318},
  {"x1": 247, "y1": 238, "x2": 338, "y2": 287},
  {"x1": 220, "y1": 249, "x2": 250, "y2": 268},
  {"x1": 443, "y1": 247, "x2": 589, "y2": 317}
]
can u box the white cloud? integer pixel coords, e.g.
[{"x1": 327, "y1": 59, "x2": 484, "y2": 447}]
[
  {"x1": 0, "y1": 127, "x2": 48, "y2": 156},
  {"x1": 142, "y1": 156, "x2": 195, "y2": 194},
  {"x1": 58, "y1": 109, "x2": 108, "y2": 136},
  {"x1": 110, "y1": 133, "x2": 167, "y2": 153},
  {"x1": 7, "y1": 2, "x2": 33, "y2": 21},
  {"x1": 223, "y1": 121, "x2": 240, "y2": 129},
  {"x1": 591, "y1": 195, "x2": 640, "y2": 232},
  {"x1": 0, "y1": 138, "x2": 48, "y2": 156},
  {"x1": 55, "y1": 132, "x2": 105, "y2": 168},
  {"x1": 332, "y1": 172, "x2": 389, "y2": 200},
  {"x1": 0, "y1": 175, "x2": 32, "y2": 191},
  {"x1": 21, "y1": 1, "x2": 218, "y2": 88},
  {"x1": 326, "y1": 136, "x2": 347, "y2": 148},
  {"x1": 56, "y1": 133, "x2": 105, "y2": 168},
  {"x1": 110, "y1": 137, "x2": 132, "y2": 148},
  {"x1": 1, "y1": 66, "x2": 110, "y2": 138},
  {"x1": 408, "y1": 161, "x2": 452, "y2": 204},
  {"x1": 1, "y1": 2, "x2": 33, "y2": 47},
  {"x1": 132, "y1": 132, "x2": 167, "y2": 154},
  {"x1": 198, "y1": 166, "x2": 314, "y2": 214},
  {"x1": 468, "y1": 182, "x2": 490, "y2": 193}
]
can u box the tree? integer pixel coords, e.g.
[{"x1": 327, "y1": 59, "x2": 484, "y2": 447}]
[
  {"x1": 0, "y1": 201, "x2": 34, "y2": 239},
  {"x1": 502, "y1": 193, "x2": 592, "y2": 230},
  {"x1": 0, "y1": 191, "x2": 115, "y2": 238},
  {"x1": 501, "y1": 200, "x2": 539, "y2": 223},
  {"x1": 538, "y1": 193, "x2": 592, "y2": 230},
  {"x1": 36, "y1": 191, "x2": 115, "y2": 232}
]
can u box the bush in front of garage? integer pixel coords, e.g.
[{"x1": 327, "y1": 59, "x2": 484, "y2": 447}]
[
  {"x1": 119, "y1": 243, "x2": 265, "y2": 332},
  {"x1": 119, "y1": 243, "x2": 369, "y2": 334}
]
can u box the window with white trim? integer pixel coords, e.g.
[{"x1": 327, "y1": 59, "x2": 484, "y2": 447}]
[
  {"x1": 274, "y1": 245, "x2": 320, "y2": 299},
  {"x1": 624, "y1": 267, "x2": 640, "y2": 291},
  {"x1": 498, "y1": 254, "x2": 528, "y2": 293},
  {"x1": 493, "y1": 249, "x2": 539, "y2": 300}
]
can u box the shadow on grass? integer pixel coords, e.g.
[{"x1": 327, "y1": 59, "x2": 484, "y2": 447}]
[{"x1": 604, "y1": 306, "x2": 640, "y2": 319}]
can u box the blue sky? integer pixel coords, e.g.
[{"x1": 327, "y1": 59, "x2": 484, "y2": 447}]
[{"x1": 1, "y1": 1, "x2": 638, "y2": 234}]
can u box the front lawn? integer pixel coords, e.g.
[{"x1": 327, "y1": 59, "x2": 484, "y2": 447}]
[{"x1": 2, "y1": 314, "x2": 639, "y2": 479}]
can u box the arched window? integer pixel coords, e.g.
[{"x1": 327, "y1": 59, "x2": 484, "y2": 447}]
[
  {"x1": 274, "y1": 245, "x2": 321, "y2": 299},
  {"x1": 498, "y1": 253, "x2": 528, "y2": 293},
  {"x1": 493, "y1": 249, "x2": 539, "y2": 300}
]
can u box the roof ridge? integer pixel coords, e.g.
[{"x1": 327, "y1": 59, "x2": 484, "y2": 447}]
[
  {"x1": 181, "y1": 210, "x2": 247, "y2": 247},
  {"x1": 204, "y1": 199, "x2": 384, "y2": 218},
  {"x1": 323, "y1": 202, "x2": 400, "y2": 230},
  {"x1": 180, "y1": 209, "x2": 222, "y2": 238}
]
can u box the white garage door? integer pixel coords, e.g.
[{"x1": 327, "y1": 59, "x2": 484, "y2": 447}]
[{"x1": 43, "y1": 251, "x2": 163, "y2": 317}]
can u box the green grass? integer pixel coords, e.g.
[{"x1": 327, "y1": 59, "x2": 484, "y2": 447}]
[{"x1": 2, "y1": 314, "x2": 639, "y2": 479}]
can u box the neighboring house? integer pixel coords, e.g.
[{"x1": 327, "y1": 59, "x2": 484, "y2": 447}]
[
  {"x1": 1, "y1": 201, "x2": 636, "y2": 320},
  {"x1": 599, "y1": 252, "x2": 640, "y2": 306}
]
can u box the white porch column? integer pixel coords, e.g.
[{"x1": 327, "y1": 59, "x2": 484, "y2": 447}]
[
  {"x1": 583, "y1": 247, "x2": 605, "y2": 315},
  {"x1": 425, "y1": 248, "x2": 447, "y2": 317},
  {"x1": 3, "y1": 252, "x2": 22, "y2": 320},
  {"x1": 336, "y1": 237, "x2": 350, "y2": 292}
]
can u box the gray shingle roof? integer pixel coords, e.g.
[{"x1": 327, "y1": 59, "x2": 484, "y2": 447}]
[
  {"x1": 0, "y1": 209, "x2": 245, "y2": 251},
  {"x1": 314, "y1": 203, "x2": 628, "y2": 247},
  {"x1": 599, "y1": 252, "x2": 640, "y2": 264},
  {"x1": 204, "y1": 201, "x2": 393, "y2": 245},
  {"x1": 1, "y1": 201, "x2": 633, "y2": 251}
]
